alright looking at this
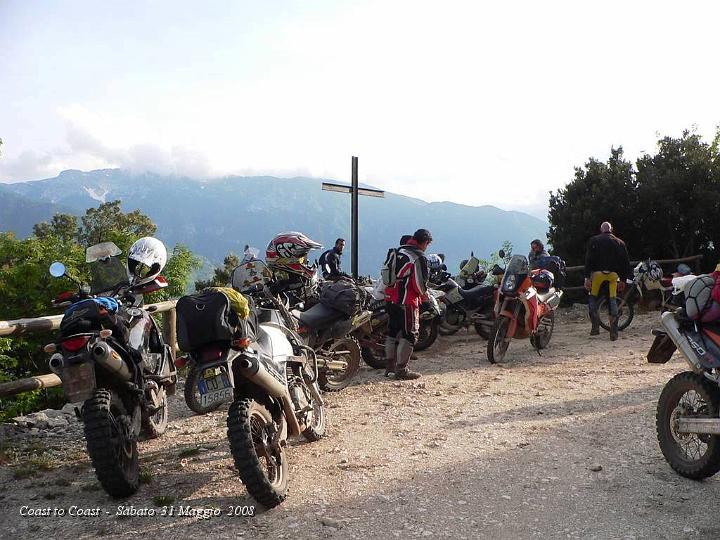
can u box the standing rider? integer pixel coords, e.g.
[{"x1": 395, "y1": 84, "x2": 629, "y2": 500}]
[
  {"x1": 384, "y1": 229, "x2": 432, "y2": 380},
  {"x1": 319, "y1": 238, "x2": 348, "y2": 280},
  {"x1": 584, "y1": 222, "x2": 631, "y2": 341},
  {"x1": 528, "y1": 239, "x2": 549, "y2": 270}
]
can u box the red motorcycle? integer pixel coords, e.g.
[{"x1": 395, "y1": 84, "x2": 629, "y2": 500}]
[{"x1": 486, "y1": 253, "x2": 563, "y2": 363}]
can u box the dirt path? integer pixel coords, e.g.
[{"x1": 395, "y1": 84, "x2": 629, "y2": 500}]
[{"x1": 2, "y1": 309, "x2": 718, "y2": 539}]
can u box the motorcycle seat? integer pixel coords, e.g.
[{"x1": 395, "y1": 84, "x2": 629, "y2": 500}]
[
  {"x1": 297, "y1": 302, "x2": 347, "y2": 330},
  {"x1": 458, "y1": 284, "x2": 495, "y2": 303},
  {"x1": 536, "y1": 288, "x2": 557, "y2": 303}
]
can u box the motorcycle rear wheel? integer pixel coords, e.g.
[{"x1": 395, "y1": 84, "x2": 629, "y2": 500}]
[
  {"x1": 141, "y1": 390, "x2": 169, "y2": 439},
  {"x1": 598, "y1": 296, "x2": 634, "y2": 332},
  {"x1": 656, "y1": 372, "x2": 720, "y2": 480},
  {"x1": 318, "y1": 337, "x2": 361, "y2": 392},
  {"x1": 486, "y1": 316, "x2": 511, "y2": 364},
  {"x1": 227, "y1": 398, "x2": 288, "y2": 508},
  {"x1": 83, "y1": 389, "x2": 139, "y2": 497},
  {"x1": 184, "y1": 363, "x2": 223, "y2": 415},
  {"x1": 414, "y1": 319, "x2": 439, "y2": 351}
]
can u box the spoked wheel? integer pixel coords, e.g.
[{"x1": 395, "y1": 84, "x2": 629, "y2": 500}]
[
  {"x1": 656, "y1": 372, "x2": 720, "y2": 479},
  {"x1": 83, "y1": 389, "x2": 139, "y2": 497},
  {"x1": 361, "y1": 330, "x2": 388, "y2": 369},
  {"x1": 414, "y1": 318, "x2": 439, "y2": 351},
  {"x1": 141, "y1": 389, "x2": 169, "y2": 438},
  {"x1": 299, "y1": 380, "x2": 326, "y2": 442},
  {"x1": 317, "y1": 337, "x2": 361, "y2": 392},
  {"x1": 184, "y1": 363, "x2": 223, "y2": 415},
  {"x1": 486, "y1": 316, "x2": 512, "y2": 364},
  {"x1": 531, "y1": 311, "x2": 555, "y2": 350},
  {"x1": 598, "y1": 296, "x2": 634, "y2": 332},
  {"x1": 227, "y1": 398, "x2": 288, "y2": 508}
]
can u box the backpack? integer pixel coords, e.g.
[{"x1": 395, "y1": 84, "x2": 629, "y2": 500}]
[
  {"x1": 318, "y1": 279, "x2": 363, "y2": 316},
  {"x1": 381, "y1": 248, "x2": 399, "y2": 287},
  {"x1": 685, "y1": 275, "x2": 715, "y2": 321}
]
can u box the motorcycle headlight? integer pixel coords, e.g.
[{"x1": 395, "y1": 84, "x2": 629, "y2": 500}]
[{"x1": 504, "y1": 275, "x2": 516, "y2": 290}]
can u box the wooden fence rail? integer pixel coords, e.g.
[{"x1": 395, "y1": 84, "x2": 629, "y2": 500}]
[{"x1": 0, "y1": 300, "x2": 178, "y2": 399}]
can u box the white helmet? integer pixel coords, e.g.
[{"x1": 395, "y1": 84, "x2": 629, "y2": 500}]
[{"x1": 128, "y1": 237, "x2": 167, "y2": 285}]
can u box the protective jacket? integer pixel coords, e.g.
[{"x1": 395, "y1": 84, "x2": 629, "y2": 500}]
[
  {"x1": 584, "y1": 232, "x2": 632, "y2": 280},
  {"x1": 385, "y1": 241, "x2": 429, "y2": 308}
]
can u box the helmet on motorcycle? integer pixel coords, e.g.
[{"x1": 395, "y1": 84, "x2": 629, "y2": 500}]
[
  {"x1": 266, "y1": 231, "x2": 322, "y2": 279},
  {"x1": 647, "y1": 261, "x2": 663, "y2": 281},
  {"x1": 531, "y1": 269, "x2": 554, "y2": 291},
  {"x1": 427, "y1": 254, "x2": 443, "y2": 271},
  {"x1": 676, "y1": 263, "x2": 691, "y2": 276},
  {"x1": 127, "y1": 237, "x2": 167, "y2": 286}
]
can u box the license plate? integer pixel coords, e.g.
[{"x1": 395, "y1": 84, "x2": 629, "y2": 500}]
[{"x1": 198, "y1": 373, "x2": 233, "y2": 407}]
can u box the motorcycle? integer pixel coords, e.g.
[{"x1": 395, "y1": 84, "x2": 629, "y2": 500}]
[
  {"x1": 44, "y1": 241, "x2": 176, "y2": 497},
  {"x1": 647, "y1": 274, "x2": 720, "y2": 479},
  {"x1": 486, "y1": 252, "x2": 563, "y2": 364},
  {"x1": 432, "y1": 264, "x2": 505, "y2": 339},
  {"x1": 177, "y1": 260, "x2": 326, "y2": 507},
  {"x1": 597, "y1": 260, "x2": 693, "y2": 332},
  {"x1": 355, "y1": 281, "x2": 443, "y2": 369}
]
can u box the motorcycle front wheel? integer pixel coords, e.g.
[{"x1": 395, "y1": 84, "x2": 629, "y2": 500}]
[
  {"x1": 317, "y1": 337, "x2": 361, "y2": 392},
  {"x1": 227, "y1": 398, "x2": 289, "y2": 508},
  {"x1": 530, "y1": 311, "x2": 555, "y2": 350},
  {"x1": 656, "y1": 372, "x2": 720, "y2": 480},
  {"x1": 83, "y1": 389, "x2": 139, "y2": 497},
  {"x1": 486, "y1": 316, "x2": 511, "y2": 364},
  {"x1": 414, "y1": 318, "x2": 439, "y2": 351},
  {"x1": 141, "y1": 389, "x2": 169, "y2": 439}
]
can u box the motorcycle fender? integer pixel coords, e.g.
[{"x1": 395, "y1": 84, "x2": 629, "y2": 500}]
[{"x1": 499, "y1": 309, "x2": 518, "y2": 337}]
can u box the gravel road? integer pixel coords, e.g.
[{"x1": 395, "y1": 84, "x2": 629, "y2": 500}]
[{"x1": 2, "y1": 309, "x2": 718, "y2": 539}]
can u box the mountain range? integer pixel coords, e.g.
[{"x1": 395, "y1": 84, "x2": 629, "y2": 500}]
[{"x1": 0, "y1": 169, "x2": 548, "y2": 276}]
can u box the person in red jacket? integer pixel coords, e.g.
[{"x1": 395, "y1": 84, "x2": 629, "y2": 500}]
[{"x1": 384, "y1": 229, "x2": 432, "y2": 380}]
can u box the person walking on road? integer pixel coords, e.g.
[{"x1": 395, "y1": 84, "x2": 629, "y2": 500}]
[
  {"x1": 384, "y1": 229, "x2": 432, "y2": 380},
  {"x1": 584, "y1": 221, "x2": 632, "y2": 341}
]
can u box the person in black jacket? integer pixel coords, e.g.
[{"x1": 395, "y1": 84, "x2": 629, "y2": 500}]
[
  {"x1": 584, "y1": 222, "x2": 632, "y2": 340},
  {"x1": 319, "y1": 239, "x2": 348, "y2": 280}
]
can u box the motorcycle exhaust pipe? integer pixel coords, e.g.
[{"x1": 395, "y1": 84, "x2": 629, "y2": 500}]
[
  {"x1": 92, "y1": 341, "x2": 132, "y2": 381},
  {"x1": 236, "y1": 355, "x2": 302, "y2": 436},
  {"x1": 660, "y1": 311, "x2": 702, "y2": 371},
  {"x1": 48, "y1": 353, "x2": 64, "y2": 376}
]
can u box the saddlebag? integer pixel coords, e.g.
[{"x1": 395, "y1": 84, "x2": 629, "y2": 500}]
[
  {"x1": 60, "y1": 298, "x2": 127, "y2": 341},
  {"x1": 176, "y1": 290, "x2": 241, "y2": 351},
  {"x1": 319, "y1": 279, "x2": 363, "y2": 316}
]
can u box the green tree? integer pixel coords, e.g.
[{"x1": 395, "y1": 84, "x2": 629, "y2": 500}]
[
  {"x1": 195, "y1": 252, "x2": 240, "y2": 290},
  {"x1": 79, "y1": 201, "x2": 156, "y2": 251},
  {"x1": 149, "y1": 244, "x2": 202, "y2": 302},
  {"x1": 635, "y1": 130, "x2": 720, "y2": 259},
  {"x1": 33, "y1": 213, "x2": 79, "y2": 243},
  {"x1": 548, "y1": 147, "x2": 639, "y2": 265}
]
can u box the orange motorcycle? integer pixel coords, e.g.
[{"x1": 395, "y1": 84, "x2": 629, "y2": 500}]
[{"x1": 486, "y1": 252, "x2": 563, "y2": 363}]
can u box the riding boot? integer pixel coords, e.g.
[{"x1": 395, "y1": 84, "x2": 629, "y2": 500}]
[
  {"x1": 384, "y1": 335, "x2": 397, "y2": 377},
  {"x1": 609, "y1": 316, "x2": 619, "y2": 341},
  {"x1": 588, "y1": 294, "x2": 600, "y2": 336},
  {"x1": 394, "y1": 339, "x2": 421, "y2": 379}
]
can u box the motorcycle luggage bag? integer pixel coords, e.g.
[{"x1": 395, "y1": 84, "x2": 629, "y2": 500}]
[
  {"x1": 318, "y1": 279, "x2": 362, "y2": 317},
  {"x1": 685, "y1": 275, "x2": 715, "y2": 320},
  {"x1": 535, "y1": 256, "x2": 566, "y2": 289},
  {"x1": 60, "y1": 298, "x2": 126, "y2": 340},
  {"x1": 176, "y1": 290, "x2": 240, "y2": 351}
]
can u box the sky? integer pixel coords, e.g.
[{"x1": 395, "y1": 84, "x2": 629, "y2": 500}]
[{"x1": 1, "y1": 0, "x2": 719, "y2": 219}]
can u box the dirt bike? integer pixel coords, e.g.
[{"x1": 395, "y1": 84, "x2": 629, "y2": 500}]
[
  {"x1": 45, "y1": 242, "x2": 176, "y2": 497},
  {"x1": 486, "y1": 253, "x2": 563, "y2": 364},
  {"x1": 355, "y1": 283, "x2": 442, "y2": 369},
  {"x1": 432, "y1": 264, "x2": 504, "y2": 339},
  {"x1": 177, "y1": 260, "x2": 326, "y2": 508},
  {"x1": 597, "y1": 260, "x2": 693, "y2": 332},
  {"x1": 647, "y1": 274, "x2": 720, "y2": 480}
]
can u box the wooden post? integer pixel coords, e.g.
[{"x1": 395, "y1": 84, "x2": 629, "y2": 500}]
[
  {"x1": 0, "y1": 374, "x2": 62, "y2": 398},
  {"x1": 351, "y1": 156, "x2": 359, "y2": 279},
  {"x1": 162, "y1": 308, "x2": 177, "y2": 357}
]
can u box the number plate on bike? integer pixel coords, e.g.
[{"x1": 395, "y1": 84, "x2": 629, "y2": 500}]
[{"x1": 198, "y1": 371, "x2": 233, "y2": 407}]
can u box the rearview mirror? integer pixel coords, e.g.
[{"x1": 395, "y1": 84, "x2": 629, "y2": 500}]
[
  {"x1": 498, "y1": 249, "x2": 506, "y2": 259},
  {"x1": 49, "y1": 261, "x2": 66, "y2": 278}
]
